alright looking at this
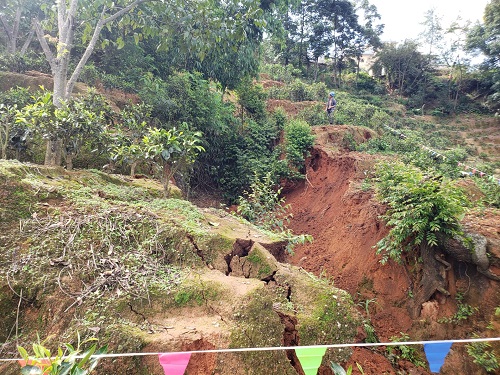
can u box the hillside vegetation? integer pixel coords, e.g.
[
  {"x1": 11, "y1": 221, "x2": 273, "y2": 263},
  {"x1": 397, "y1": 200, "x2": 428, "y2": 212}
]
[{"x1": 0, "y1": 1, "x2": 499, "y2": 373}]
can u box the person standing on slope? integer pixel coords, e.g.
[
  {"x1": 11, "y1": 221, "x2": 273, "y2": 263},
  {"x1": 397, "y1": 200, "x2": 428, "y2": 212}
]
[{"x1": 326, "y1": 91, "x2": 337, "y2": 125}]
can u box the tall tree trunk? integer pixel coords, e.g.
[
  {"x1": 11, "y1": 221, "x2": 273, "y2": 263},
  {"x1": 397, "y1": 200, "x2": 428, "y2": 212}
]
[{"x1": 34, "y1": 0, "x2": 146, "y2": 166}]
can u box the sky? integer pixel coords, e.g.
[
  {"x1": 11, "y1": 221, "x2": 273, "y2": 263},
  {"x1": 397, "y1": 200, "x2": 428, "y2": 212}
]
[{"x1": 368, "y1": 0, "x2": 490, "y2": 43}]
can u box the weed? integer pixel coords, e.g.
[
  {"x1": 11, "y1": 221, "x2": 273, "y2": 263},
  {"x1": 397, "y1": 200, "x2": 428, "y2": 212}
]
[
  {"x1": 17, "y1": 333, "x2": 106, "y2": 375},
  {"x1": 357, "y1": 295, "x2": 378, "y2": 319},
  {"x1": 438, "y1": 293, "x2": 477, "y2": 324},
  {"x1": 466, "y1": 341, "x2": 499, "y2": 373},
  {"x1": 387, "y1": 333, "x2": 426, "y2": 367}
]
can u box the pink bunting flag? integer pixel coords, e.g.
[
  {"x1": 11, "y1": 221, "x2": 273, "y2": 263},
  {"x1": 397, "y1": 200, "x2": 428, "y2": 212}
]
[{"x1": 159, "y1": 352, "x2": 191, "y2": 375}]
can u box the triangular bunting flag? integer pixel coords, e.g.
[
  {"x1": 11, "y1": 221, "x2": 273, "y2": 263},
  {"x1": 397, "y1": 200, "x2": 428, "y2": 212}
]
[
  {"x1": 424, "y1": 342, "x2": 452, "y2": 373},
  {"x1": 295, "y1": 346, "x2": 327, "y2": 375},
  {"x1": 159, "y1": 352, "x2": 191, "y2": 375}
]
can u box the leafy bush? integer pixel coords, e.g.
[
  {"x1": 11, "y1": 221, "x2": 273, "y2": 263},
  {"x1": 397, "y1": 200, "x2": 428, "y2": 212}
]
[
  {"x1": 375, "y1": 161, "x2": 469, "y2": 264},
  {"x1": 260, "y1": 63, "x2": 302, "y2": 83},
  {"x1": 79, "y1": 63, "x2": 101, "y2": 87},
  {"x1": 474, "y1": 177, "x2": 500, "y2": 208},
  {"x1": 283, "y1": 119, "x2": 315, "y2": 173},
  {"x1": 297, "y1": 103, "x2": 328, "y2": 126},
  {"x1": 237, "y1": 172, "x2": 291, "y2": 232},
  {"x1": 343, "y1": 72, "x2": 384, "y2": 94},
  {"x1": 438, "y1": 293, "x2": 477, "y2": 324},
  {"x1": 0, "y1": 51, "x2": 50, "y2": 73},
  {"x1": 237, "y1": 77, "x2": 268, "y2": 122},
  {"x1": 16, "y1": 88, "x2": 111, "y2": 169},
  {"x1": 0, "y1": 86, "x2": 33, "y2": 107},
  {"x1": 386, "y1": 333, "x2": 426, "y2": 367},
  {"x1": 270, "y1": 107, "x2": 287, "y2": 132},
  {"x1": 18, "y1": 334, "x2": 106, "y2": 375},
  {"x1": 266, "y1": 79, "x2": 327, "y2": 102}
]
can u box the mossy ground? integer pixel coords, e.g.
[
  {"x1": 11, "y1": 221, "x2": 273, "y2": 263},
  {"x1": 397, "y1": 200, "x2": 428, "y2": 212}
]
[{"x1": 0, "y1": 160, "x2": 359, "y2": 374}]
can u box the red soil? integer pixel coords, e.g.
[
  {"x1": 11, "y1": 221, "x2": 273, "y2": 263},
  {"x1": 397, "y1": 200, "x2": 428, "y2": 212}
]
[{"x1": 284, "y1": 125, "x2": 500, "y2": 375}]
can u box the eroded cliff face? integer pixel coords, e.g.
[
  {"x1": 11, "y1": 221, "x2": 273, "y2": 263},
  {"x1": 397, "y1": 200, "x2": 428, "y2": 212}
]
[{"x1": 284, "y1": 125, "x2": 500, "y2": 375}]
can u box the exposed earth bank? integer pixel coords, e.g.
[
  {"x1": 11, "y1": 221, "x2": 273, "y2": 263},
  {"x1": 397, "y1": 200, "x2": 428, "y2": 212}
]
[{"x1": 284, "y1": 125, "x2": 500, "y2": 375}]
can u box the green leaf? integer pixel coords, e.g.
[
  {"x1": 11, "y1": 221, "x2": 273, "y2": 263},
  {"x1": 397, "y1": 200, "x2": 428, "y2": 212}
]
[
  {"x1": 21, "y1": 366, "x2": 43, "y2": 375},
  {"x1": 77, "y1": 344, "x2": 97, "y2": 368},
  {"x1": 58, "y1": 361, "x2": 73, "y2": 375},
  {"x1": 17, "y1": 346, "x2": 29, "y2": 360},
  {"x1": 330, "y1": 362, "x2": 347, "y2": 375}
]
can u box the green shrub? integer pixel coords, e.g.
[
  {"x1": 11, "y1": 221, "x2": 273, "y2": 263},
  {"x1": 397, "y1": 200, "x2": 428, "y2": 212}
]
[
  {"x1": 237, "y1": 172, "x2": 291, "y2": 231},
  {"x1": 297, "y1": 103, "x2": 328, "y2": 126},
  {"x1": 288, "y1": 79, "x2": 309, "y2": 101},
  {"x1": 386, "y1": 333, "x2": 426, "y2": 367},
  {"x1": 343, "y1": 72, "x2": 384, "y2": 94},
  {"x1": 375, "y1": 161, "x2": 469, "y2": 264},
  {"x1": 284, "y1": 119, "x2": 315, "y2": 173},
  {"x1": 0, "y1": 51, "x2": 50, "y2": 73},
  {"x1": 474, "y1": 177, "x2": 500, "y2": 208},
  {"x1": 270, "y1": 107, "x2": 287, "y2": 131},
  {"x1": 261, "y1": 63, "x2": 301, "y2": 83},
  {"x1": 438, "y1": 293, "x2": 477, "y2": 324},
  {"x1": 18, "y1": 334, "x2": 106, "y2": 375},
  {"x1": 237, "y1": 77, "x2": 268, "y2": 121}
]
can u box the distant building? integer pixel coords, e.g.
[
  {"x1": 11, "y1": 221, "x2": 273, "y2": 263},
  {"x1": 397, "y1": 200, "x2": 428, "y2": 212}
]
[{"x1": 359, "y1": 51, "x2": 377, "y2": 76}]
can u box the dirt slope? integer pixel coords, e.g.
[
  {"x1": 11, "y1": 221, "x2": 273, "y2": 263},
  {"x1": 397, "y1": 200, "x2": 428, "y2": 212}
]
[{"x1": 284, "y1": 125, "x2": 500, "y2": 375}]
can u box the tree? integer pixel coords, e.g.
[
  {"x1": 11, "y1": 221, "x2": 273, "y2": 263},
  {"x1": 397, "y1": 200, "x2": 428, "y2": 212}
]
[
  {"x1": 466, "y1": 0, "x2": 500, "y2": 111},
  {"x1": 0, "y1": 0, "x2": 37, "y2": 56},
  {"x1": 155, "y1": 0, "x2": 265, "y2": 93},
  {"x1": 27, "y1": 0, "x2": 265, "y2": 166},
  {"x1": 308, "y1": 0, "x2": 372, "y2": 85},
  {"x1": 419, "y1": 8, "x2": 444, "y2": 59},
  {"x1": 351, "y1": 0, "x2": 383, "y2": 83},
  {"x1": 373, "y1": 40, "x2": 432, "y2": 97},
  {"x1": 143, "y1": 126, "x2": 205, "y2": 196},
  {"x1": 28, "y1": 0, "x2": 148, "y2": 165}
]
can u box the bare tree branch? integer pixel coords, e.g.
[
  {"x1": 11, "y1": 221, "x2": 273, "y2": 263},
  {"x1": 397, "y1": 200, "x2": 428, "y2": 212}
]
[
  {"x1": 66, "y1": 0, "x2": 146, "y2": 96},
  {"x1": 33, "y1": 18, "x2": 56, "y2": 73},
  {"x1": 20, "y1": 27, "x2": 35, "y2": 55}
]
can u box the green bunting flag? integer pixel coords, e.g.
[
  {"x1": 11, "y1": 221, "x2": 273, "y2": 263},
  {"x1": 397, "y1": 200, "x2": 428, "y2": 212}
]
[{"x1": 295, "y1": 347, "x2": 327, "y2": 375}]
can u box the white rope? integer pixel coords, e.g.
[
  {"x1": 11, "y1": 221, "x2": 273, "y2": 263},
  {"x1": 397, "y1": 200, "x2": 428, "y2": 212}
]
[{"x1": 1, "y1": 337, "x2": 499, "y2": 362}]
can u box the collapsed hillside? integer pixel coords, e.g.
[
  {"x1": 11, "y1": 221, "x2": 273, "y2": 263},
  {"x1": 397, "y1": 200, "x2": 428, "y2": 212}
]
[
  {"x1": 0, "y1": 160, "x2": 361, "y2": 375},
  {"x1": 284, "y1": 125, "x2": 500, "y2": 374}
]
